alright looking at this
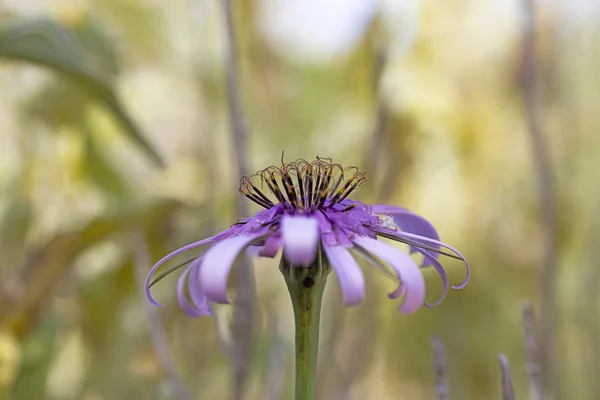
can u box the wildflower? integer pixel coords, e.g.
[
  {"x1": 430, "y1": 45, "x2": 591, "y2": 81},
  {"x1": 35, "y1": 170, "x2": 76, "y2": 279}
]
[{"x1": 145, "y1": 158, "x2": 469, "y2": 316}]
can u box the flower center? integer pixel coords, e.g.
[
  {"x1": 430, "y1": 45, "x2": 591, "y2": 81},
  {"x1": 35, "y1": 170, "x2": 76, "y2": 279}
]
[{"x1": 238, "y1": 158, "x2": 366, "y2": 211}]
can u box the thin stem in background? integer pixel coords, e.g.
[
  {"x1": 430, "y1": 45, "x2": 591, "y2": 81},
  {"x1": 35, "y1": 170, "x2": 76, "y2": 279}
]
[
  {"x1": 499, "y1": 354, "x2": 516, "y2": 400},
  {"x1": 519, "y1": 0, "x2": 558, "y2": 397},
  {"x1": 431, "y1": 335, "x2": 449, "y2": 400},
  {"x1": 366, "y1": 48, "x2": 390, "y2": 180},
  {"x1": 578, "y1": 205, "x2": 600, "y2": 398},
  {"x1": 221, "y1": 0, "x2": 250, "y2": 181},
  {"x1": 220, "y1": 1, "x2": 257, "y2": 400},
  {"x1": 263, "y1": 313, "x2": 290, "y2": 400},
  {"x1": 132, "y1": 233, "x2": 194, "y2": 400},
  {"x1": 522, "y1": 302, "x2": 543, "y2": 400}
]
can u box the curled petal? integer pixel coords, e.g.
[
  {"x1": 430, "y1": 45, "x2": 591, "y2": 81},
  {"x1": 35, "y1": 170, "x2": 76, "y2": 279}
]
[
  {"x1": 246, "y1": 245, "x2": 262, "y2": 257},
  {"x1": 177, "y1": 264, "x2": 210, "y2": 317},
  {"x1": 282, "y1": 215, "x2": 319, "y2": 266},
  {"x1": 188, "y1": 257, "x2": 212, "y2": 315},
  {"x1": 382, "y1": 230, "x2": 470, "y2": 289},
  {"x1": 145, "y1": 229, "x2": 235, "y2": 307},
  {"x1": 353, "y1": 236, "x2": 425, "y2": 314},
  {"x1": 371, "y1": 204, "x2": 440, "y2": 240},
  {"x1": 420, "y1": 252, "x2": 449, "y2": 307},
  {"x1": 200, "y1": 233, "x2": 266, "y2": 303},
  {"x1": 387, "y1": 282, "x2": 406, "y2": 300},
  {"x1": 323, "y1": 243, "x2": 365, "y2": 306},
  {"x1": 259, "y1": 235, "x2": 282, "y2": 258},
  {"x1": 371, "y1": 204, "x2": 440, "y2": 260}
]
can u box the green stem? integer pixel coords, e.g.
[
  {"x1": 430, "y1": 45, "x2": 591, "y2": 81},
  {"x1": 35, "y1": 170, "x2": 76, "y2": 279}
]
[{"x1": 280, "y1": 250, "x2": 331, "y2": 400}]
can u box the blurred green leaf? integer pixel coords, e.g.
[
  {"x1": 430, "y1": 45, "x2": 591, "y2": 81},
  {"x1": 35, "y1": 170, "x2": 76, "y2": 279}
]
[
  {"x1": 73, "y1": 15, "x2": 120, "y2": 78},
  {"x1": 10, "y1": 315, "x2": 60, "y2": 400},
  {"x1": 0, "y1": 199, "x2": 184, "y2": 333},
  {"x1": 0, "y1": 196, "x2": 33, "y2": 268},
  {"x1": 0, "y1": 167, "x2": 35, "y2": 271},
  {"x1": 24, "y1": 81, "x2": 90, "y2": 129},
  {"x1": 79, "y1": 255, "x2": 134, "y2": 352},
  {"x1": 0, "y1": 17, "x2": 164, "y2": 167},
  {"x1": 82, "y1": 125, "x2": 129, "y2": 199},
  {"x1": 93, "y1": 0, "x2": 165, "y2": 62}
]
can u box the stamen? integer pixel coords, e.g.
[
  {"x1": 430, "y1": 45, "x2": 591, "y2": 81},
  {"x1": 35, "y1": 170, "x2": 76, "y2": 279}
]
[
  {"x1": 291, "y1": 163, "x2": 306, "y2": 209},
  {"x1": 311, "y1": 163, "x2": 322, "y2": 208},
  {"x1": 262, "y1": 168, "x2": 288, "y2": 206},
  {"x1": 302, "y1": 162, "x2": 313, "y2": 208},
  {"x1": 246, "y1": 192, "x2": 273, "y2": 209},
  {"x1": 336, "y1": 175, "x2": 365, "y2": 203},
  {"x1": 251, "y1": 185, "x2": 275, "y2": 207},
  {"x1": 328, "y1": 170, "x2": 366, "y2": 207},
  {"x1": 281, "y1": 168, "x2": 300, "y2": 209},
  {"x1": 271, "y1": 171, "x2": 292, "y2": 207},
  {"x1": 238, "y1": 177, "x2": 275, "y2": 209},
  {"x1": 327, "y1": 164, "x2": 346, "y2": 197},
  {"x1": 238, "y1": 157, "x2": 367, "y2": 211},
  {"x1": 244, "y1": 176, "x2": 276, "y2": 207},
  {"x1": 340, "y1": 204, "x2": 356, "y2": 212},
  {"x1": 317, "y1": 164, "x2": 333, "y2": 209},
  {"x1": 328, "y1": 178, "x2": 354, "y2": 206}
]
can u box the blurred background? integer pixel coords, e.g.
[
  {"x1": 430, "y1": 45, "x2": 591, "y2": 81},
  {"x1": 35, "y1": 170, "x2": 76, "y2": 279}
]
[{"x1": 0, "y1": 0, "x2": 598, "y2": 399}]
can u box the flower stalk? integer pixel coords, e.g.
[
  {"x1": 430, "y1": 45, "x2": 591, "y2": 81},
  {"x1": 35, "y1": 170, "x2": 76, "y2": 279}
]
[{"x1": 280, "y1": 249, "x2": 331, "y2": 400}]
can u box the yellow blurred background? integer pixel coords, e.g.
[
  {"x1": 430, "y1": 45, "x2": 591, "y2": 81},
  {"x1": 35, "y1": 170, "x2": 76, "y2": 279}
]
[{"x1": 0, "y1": 0, "x2": 598, "y2": 399}]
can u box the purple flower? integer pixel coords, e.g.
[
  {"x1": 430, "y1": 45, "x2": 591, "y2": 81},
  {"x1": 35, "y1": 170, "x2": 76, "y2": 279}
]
[{"x1": 145, "y1": 158, "x2": 469, "y2": 316}]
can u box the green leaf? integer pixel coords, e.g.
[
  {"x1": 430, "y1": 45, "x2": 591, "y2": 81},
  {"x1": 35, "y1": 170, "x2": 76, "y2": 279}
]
[
  {"x1": 10, "y1": 315, "x2": 61, "y2": 400},
  {"x1": 79, "y1": 255, "x2": 134, "y2": 352},
  {"x1": 24, "y1": 81, "x2": 91, "y2": 129},
  {"x1": 0, "y1": 199, "x2": 184, "y2": 332},
  {"x1": 0, "y1": 195, "x2": 33, "y2": 268},
  {"x1": 73, "y1": 15, "x2": 120, "y2": 78},
  {"x1": 0, "y1": 17, "x2": 164, "y2": 167},
  {"x1": 82, "y1": 125, "x2": 129, "y2": 199}
]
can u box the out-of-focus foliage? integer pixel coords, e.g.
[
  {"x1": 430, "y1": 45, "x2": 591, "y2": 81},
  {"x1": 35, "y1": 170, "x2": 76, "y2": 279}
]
[
  {"x1": 0, "y1": 0, "x2": 598, "y2": 399},
  {"x1": 0, "y1": 15, "x2": 163, "y2": 167}
]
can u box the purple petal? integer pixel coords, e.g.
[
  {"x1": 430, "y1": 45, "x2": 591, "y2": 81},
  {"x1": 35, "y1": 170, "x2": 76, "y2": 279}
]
[
  {"x1": 281, "y1": 215, "x2": 319, "y2": 266},
  {"x1": 200, "y1": 233, "x2": 266, "y2": 303},
  {"x1": 259, "y1": 235, "x2": 282, "y2": 258},
  {"x1": 371, "y1": 204, "x2": 441, "y2": 259},
  {"x1": 315, "y1": 211, "x2": 336, "y2": 246},
  {"x1": 245, "y1": 236, "x2": 282, "y2": 258},
  {"x1": 245, "y1": 245, "x2": 262, "y2": 257},
  {"x1": 420, "y1": 252, "x2": 449, "y2": 307},
  {"x1": 254, "y1": 204, "x2": 284, "y2": 224},
  {"x1": 371, "y1": 204, "x2": 440, "y2": 240},
  {"x1": 378, "y1": 230, "x2": 470, "y2": 289},
  {"x1": 145, "y1": 228, "x2": 235, "y2": 307},
  {"x1": 388, "y1": 282, "x2": 406, "y2": 299},
  {"x1": 353, "y1": 236, "x2": 425, "y2": 314},
  {"x1": 188, "y1": 257, "x2": 212, "y2": 315},
  {"x1": 176, "y1": 264, "x2": 210, "y2": 317},
  {"x1": 323, "y1": 243, "x2": 365, "y2": 306},
  {"x1": 334, "y1": 228, "x2": 353, "y2": 248}
]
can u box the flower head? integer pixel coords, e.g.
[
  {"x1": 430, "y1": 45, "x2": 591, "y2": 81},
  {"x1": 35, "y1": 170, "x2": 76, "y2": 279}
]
[{"x1": 146, "y1": 158, "x2": 469, "y2": 316}]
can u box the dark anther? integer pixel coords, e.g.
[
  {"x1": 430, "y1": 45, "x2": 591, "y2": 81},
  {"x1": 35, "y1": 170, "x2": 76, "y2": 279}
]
[
  {"x1": 238, "y1": 158, "x2": 366, "y2": 212},
  {"x1": 340, "y1": 204, "x2": 356, "y2": 212}
]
